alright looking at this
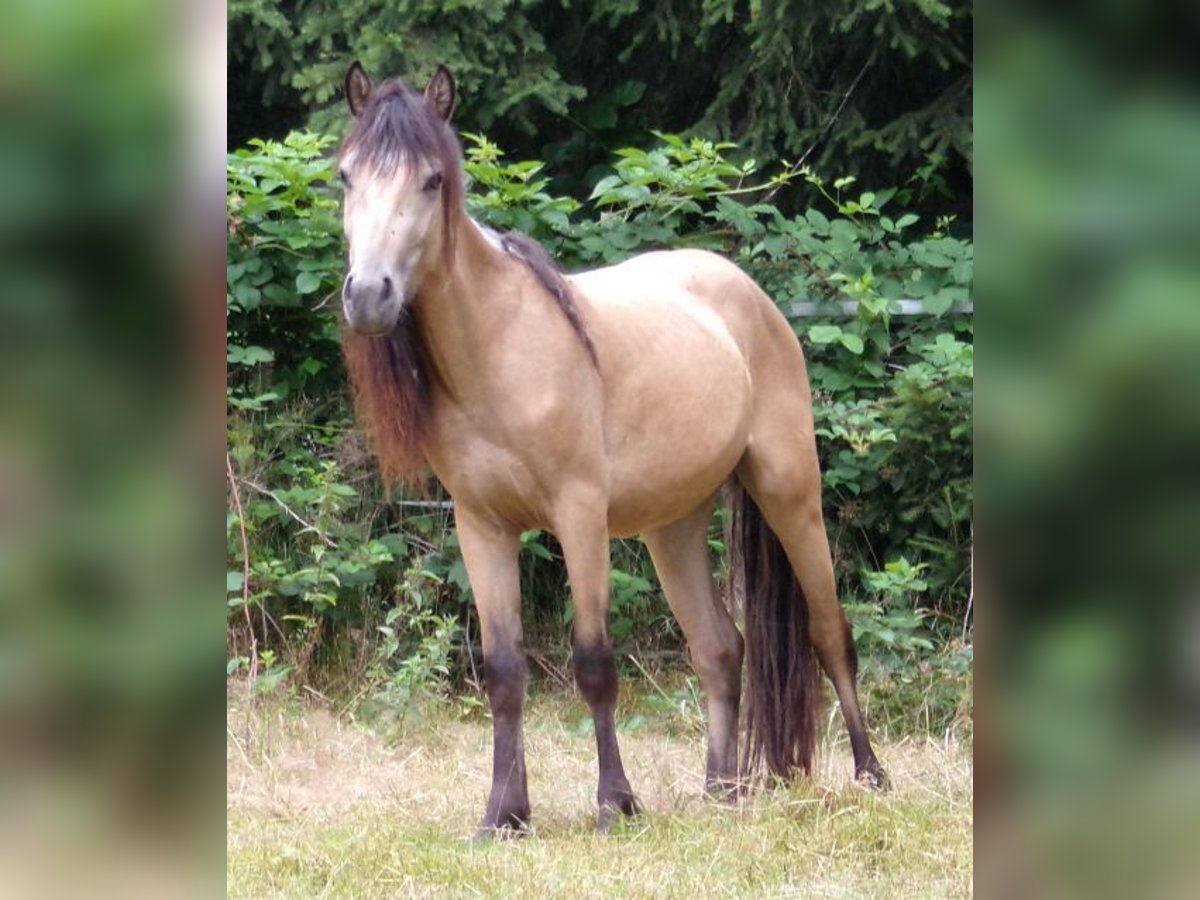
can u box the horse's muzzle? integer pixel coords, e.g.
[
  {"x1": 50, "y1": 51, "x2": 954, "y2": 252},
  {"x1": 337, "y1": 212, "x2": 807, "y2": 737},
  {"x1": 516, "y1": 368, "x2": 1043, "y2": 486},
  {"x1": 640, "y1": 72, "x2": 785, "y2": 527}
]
[{"x1": 342, "y1": 273, "x2": 401, "y2": 336}]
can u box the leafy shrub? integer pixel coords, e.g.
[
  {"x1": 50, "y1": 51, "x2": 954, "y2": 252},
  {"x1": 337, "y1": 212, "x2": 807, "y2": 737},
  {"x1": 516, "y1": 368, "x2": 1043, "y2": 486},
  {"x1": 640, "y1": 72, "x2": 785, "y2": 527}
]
[
  {"x1": 226, "y1": 415, "x2": 403, "y2": 684},
  {"x1": 816, "y1": 332, "x2": 973, "y2": 618},
  {"x1": 360, "y1": 563, "x2": 462, "y2": 735},
  {"x1": 226, "y1": 133, "x2": 430, "y2": 692},
  {"x1": 462, "y1": 132, "x2": 581, "y2": 240},
  {"x1": 847, "y1": 558, "x2": 973, "y2": 739},
  {"x1": 227, "y1": 132, "x2": 344, "y2": 412}
]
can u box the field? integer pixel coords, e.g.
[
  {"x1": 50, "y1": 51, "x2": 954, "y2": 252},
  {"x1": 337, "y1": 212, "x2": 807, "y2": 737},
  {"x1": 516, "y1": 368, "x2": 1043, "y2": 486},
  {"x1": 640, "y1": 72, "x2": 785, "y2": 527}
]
[{"x1": 227, "y1": 681, "x2": 972, "y2": 898}]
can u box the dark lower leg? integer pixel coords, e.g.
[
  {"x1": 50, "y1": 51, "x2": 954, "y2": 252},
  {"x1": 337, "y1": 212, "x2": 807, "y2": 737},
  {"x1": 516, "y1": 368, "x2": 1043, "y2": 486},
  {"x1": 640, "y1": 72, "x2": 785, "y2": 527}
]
[
  {"x1": 573, "y1": 640, "x2": 639, "y2": 825},
  {"x1": 840, "y1": 698, "x2": 887, "y2": 788},
  {"x1": 642, "y1": 509, "x2": 744, "y2": 798},
  {"x1": 704, "y1": 713, "x2": 740, "y2": 799},
  {"x1": 478, "y1": 649, "x2": 531, "y2": 834},
  {"x1": 818, "y1": 618, "x2": 888, "y2": 789},
  {"x1": 699, "y1": 641, "x2": 743, "y2": 797}
]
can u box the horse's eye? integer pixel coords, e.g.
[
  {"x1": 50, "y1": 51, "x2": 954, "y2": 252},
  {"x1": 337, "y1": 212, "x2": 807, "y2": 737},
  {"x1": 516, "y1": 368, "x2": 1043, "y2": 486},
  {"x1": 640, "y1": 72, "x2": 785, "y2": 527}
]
[
  {"x1": 337, "y1": 168, "x2": 351, "y2": 189},
  {"x1": 423, "y1": 171, "x2": 443, "y2": 193}
]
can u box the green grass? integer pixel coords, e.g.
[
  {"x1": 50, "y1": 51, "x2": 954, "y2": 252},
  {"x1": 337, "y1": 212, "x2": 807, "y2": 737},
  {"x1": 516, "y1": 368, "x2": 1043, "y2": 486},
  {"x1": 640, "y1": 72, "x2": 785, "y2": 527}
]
[{"x1": 228, "y1": 687, "x2": 972, "y2": 898}]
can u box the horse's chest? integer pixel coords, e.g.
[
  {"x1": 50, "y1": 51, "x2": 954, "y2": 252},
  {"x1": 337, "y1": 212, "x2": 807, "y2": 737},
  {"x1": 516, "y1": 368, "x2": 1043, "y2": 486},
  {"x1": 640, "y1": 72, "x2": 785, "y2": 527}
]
[{"x1": 425, "y1": 417, "x2": 560, "y2": 527}]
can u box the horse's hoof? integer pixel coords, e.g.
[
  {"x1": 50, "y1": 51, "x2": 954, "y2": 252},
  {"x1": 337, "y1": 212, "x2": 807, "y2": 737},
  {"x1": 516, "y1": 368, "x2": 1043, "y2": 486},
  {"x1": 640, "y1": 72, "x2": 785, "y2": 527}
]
[
  {"x1": 595, "y1": 796, "x2": 641, "y2": 832},
  {"x1": 472, "y1": 818, "x2": 530, "y2": 843},
  {"x1": 704, "y1": 778, "x2": 744, "y2": 804},
  {"x1": 856, "y1": 759, "x2": 890, "y2": 792}
]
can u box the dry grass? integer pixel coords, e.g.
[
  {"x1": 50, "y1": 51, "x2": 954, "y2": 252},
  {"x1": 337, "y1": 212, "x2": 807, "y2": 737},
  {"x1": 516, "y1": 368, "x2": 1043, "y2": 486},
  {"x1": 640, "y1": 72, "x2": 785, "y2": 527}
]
[{"x1": 228, "y1": 686, "x2": 972, "y2": 898}]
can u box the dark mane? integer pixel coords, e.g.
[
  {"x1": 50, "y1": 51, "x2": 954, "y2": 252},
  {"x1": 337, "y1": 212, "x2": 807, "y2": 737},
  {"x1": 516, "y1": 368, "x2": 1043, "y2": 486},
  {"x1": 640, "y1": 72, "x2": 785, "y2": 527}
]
[
  {"x1": 498, "y1": 232, "x2": 598, "y2": 366},
  {"x1": 341, "y1": 309, "x2": 431, "y2": 489},
  {"x1": 340, "y1": 79, "x2": 465, "y2": 263}
]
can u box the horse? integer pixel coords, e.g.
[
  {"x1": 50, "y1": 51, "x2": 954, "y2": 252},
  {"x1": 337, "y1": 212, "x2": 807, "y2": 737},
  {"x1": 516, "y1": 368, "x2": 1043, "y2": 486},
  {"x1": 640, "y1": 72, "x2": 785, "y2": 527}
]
[{"x1": 336, "y1": 61, "x2": 887, "y2": 837}]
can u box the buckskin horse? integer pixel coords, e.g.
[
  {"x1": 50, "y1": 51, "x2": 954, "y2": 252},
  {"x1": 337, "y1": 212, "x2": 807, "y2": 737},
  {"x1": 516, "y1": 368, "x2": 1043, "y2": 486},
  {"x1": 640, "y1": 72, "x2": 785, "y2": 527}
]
[{"x1": 336, "y1": 62, "x2": 886, "y2": 838}]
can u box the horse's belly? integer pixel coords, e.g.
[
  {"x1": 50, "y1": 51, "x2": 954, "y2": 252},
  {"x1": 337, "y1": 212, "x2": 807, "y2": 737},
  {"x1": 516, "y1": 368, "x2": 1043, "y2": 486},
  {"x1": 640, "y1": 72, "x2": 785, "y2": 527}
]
[
  {"x1": 602, "y1": 348, "x2": 752, "y2": 536},
  {"x1": 606, "y1": 437, "x2": 744, "y2": 536}
]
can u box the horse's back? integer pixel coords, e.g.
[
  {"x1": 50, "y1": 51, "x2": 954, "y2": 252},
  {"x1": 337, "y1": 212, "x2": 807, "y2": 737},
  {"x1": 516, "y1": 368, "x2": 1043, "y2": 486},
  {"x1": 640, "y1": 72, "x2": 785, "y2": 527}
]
[
  {"x1": 571, "y1": 248, "x2": 797, "y2": 356},
  {"x1": 567, "y1": 249, "x2": 805, "y2": 535},
  {"x1": 570, "y1": 248, "x2": 759, "y2": 312}
]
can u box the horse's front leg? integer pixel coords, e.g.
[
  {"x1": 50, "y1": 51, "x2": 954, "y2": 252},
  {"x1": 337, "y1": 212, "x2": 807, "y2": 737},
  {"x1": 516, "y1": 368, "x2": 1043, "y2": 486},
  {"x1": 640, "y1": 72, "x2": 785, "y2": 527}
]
[
  {"x1": 556, "y1": 491, "x2": 641, "y2": 830},
  {"x1": 456, "y1": 508, "x2": 529, "y2": 839}
]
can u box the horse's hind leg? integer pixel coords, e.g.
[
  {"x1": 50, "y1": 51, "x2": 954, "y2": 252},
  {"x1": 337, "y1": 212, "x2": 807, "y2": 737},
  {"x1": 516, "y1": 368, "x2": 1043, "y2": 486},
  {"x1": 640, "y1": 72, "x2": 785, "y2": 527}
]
[
  {"x1": 643, "y1": 500, "x2": 744, "y2": 796},
  {"x1": 555, "y1": 489, "x2": 640, "y2": 829},
  {"x1": 738, "y1": 441, "x2": 888, "y2": 788}
]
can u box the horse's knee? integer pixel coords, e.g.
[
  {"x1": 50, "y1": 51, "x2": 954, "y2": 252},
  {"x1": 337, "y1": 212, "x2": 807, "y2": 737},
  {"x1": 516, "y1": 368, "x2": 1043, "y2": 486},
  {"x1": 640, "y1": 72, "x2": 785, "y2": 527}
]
[
  {"x1": 483, "y1": 649, "x2": 527, "y2": 716},
  {"x1": 572, "y1": 641, "x2": 617, "y2": 707}
]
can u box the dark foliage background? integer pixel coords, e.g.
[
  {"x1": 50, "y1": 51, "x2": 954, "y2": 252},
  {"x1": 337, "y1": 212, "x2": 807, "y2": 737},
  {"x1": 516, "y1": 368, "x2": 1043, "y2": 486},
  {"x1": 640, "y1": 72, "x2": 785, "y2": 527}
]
[{"x1": 229, "y1": 0, "x2": 971, "y2": 220}]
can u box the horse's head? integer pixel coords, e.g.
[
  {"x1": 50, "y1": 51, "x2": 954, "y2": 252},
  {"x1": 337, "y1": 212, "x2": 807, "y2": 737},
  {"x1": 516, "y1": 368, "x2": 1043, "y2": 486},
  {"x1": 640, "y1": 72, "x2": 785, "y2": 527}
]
[{"x1": 338, "y1": 62, "x2": 460, "y2": 336}]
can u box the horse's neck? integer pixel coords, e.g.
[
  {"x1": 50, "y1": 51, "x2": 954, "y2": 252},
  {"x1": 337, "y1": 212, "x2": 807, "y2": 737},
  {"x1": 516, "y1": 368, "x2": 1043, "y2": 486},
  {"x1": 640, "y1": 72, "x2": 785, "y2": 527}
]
[{"x1": 414, "y1": 217, "x2": 525, "y2": 401}]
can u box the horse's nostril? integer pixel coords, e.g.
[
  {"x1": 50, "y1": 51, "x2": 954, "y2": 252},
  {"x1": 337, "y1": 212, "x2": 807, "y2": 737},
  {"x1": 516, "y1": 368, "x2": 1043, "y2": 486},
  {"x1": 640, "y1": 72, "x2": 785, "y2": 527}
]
[
  {"x1": 381, "y1": 276, "x2": 393, "y2": 300},
  {"x1": 343, "y1": 276, "x2": 355, "y2": 304}
]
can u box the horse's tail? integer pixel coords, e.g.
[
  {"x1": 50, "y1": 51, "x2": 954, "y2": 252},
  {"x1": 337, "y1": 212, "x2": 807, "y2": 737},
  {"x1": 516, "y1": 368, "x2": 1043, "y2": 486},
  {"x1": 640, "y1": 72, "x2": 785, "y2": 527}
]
[{"x1": 731, "y1": 483, "x2": 820, "y2": 780}]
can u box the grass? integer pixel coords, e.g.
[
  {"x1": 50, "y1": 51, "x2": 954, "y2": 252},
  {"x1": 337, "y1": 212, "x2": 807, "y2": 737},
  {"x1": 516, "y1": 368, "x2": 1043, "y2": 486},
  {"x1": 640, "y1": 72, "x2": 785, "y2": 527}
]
[{"x1": 228, "y1": 684, "x2": 972, "y2": 898}]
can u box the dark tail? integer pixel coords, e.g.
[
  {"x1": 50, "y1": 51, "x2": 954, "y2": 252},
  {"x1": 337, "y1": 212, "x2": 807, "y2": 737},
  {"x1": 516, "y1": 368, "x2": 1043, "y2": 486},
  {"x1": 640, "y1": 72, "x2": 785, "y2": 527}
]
[{"x1": 732, "y1": 484, "x2": 820, "y2": 780}]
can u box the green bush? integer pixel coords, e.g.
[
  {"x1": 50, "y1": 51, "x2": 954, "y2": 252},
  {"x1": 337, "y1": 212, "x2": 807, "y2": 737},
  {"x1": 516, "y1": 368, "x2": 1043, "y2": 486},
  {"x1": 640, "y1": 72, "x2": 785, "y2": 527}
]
[
  {"x1": 226, "y1": 129, "x2": 972, "y2": 733},
  {"x1": 227, "y1": 132, "x2": 345, "y2": 412},
  {"x1": 359, "y1": 562, "x2": 463, "y2": 735}
]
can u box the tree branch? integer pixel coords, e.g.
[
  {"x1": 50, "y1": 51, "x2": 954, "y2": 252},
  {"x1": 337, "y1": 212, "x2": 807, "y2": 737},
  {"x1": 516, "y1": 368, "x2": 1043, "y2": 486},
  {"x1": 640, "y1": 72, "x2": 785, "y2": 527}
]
[
  {"x1": 241, "y1": 478, "x2": 338, "y2": 547},
  {"x1": 227, "y1": 453, "x2": 258, "y2": 682}
]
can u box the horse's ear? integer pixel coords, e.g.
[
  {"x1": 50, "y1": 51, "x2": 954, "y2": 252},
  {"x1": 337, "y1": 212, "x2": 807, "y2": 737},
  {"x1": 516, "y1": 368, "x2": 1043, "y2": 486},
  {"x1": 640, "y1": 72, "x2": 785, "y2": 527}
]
[
  {"x1": 424, "y1": 64, "x2": 456, "y2": 121},
  {"x1": 345, "y1": 61, "x2": 373, "y2": 117}
]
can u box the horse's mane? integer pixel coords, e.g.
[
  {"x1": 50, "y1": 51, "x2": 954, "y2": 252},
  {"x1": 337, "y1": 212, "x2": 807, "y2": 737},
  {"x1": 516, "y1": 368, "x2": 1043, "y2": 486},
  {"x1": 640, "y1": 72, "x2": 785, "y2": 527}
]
[
  {"x1": 498, "y1": 231, "x2": 597, "y2": 366},
  {"x1": 339, "y1": 76, "x2": 596, "y2": 486}
]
